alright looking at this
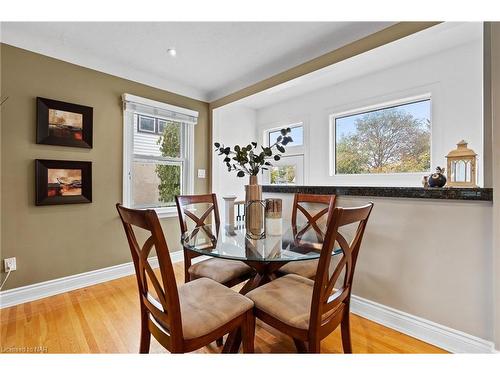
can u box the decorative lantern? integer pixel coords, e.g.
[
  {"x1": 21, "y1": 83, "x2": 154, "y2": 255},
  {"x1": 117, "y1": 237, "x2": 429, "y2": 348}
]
[{"x1": 446, "y1": 140, "x2": 477, "y2": 188}]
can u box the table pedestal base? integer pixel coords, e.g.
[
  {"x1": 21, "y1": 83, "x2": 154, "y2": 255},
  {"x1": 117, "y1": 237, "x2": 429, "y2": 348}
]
[{"x1": 222, "y1": 260, "x2": 287, "y2": 353}]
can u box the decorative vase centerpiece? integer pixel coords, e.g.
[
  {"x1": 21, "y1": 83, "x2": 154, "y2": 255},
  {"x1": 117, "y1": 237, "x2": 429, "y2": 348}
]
[
  {"x1": 214, "y1": 128, "x2": 293, "y2": 239},
  {"x1": 428, "y1": 166, "x2": 447, "y2": 188},
  {"x1": 245, "y1": 175, "x2": 265, "y2": 238}
]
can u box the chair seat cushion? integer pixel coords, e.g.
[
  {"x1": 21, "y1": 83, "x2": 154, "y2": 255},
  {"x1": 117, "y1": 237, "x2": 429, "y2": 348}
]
[
  {"x1": 279, "y1": 259, "x2": 318, "y2": 279},
  {"x1": 246, "y1": 274, "x2": 315, "y2": 330},
  {"x1": 178, "y1": 277, "x2": 254, "y2": 339},
  {"x1": 189, "y1": 258, "x2": 252, "y2": 284}
]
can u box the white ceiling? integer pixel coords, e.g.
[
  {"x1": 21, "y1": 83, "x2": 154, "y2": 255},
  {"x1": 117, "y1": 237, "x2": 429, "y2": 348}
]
[
  {"x1": 0, "y1": 22, "x2": 394, "y2": 101},
  {"x1": 236, "y1": 22, "x2": 483, "y2": 109}
]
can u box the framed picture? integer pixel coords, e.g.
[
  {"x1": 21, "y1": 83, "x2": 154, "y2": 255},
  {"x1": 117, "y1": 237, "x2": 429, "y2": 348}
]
[
  {"x1": 35, "y1": 159, "x2": 92, "y2": 205},
  {"x1": 36, "y1": 97, "x2": 93, "y2": 148}
]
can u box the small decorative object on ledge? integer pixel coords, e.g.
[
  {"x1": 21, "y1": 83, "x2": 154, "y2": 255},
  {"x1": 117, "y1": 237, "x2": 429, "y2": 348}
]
[
  {"x1": 214, "y1": 128, "x2": 292, "y2": 239},
  {"x1": 446, "y1": 140, "x2": 478, "y2": 188},
  {"x1": 428, "y1": 166, "x2": 447, "y2": 188},
  {"x1": 265, "y1": 198, "x2": 282, "y2": 236},
  {"x1": 422, "y1": 175, "x2": 429, "y2": 188}
]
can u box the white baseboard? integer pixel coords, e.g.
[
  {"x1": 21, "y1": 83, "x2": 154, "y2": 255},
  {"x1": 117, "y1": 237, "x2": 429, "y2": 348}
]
[
  {"x1": 0, "y1": 250, "x2": 184, "y2": 309},
  {"x1": 350, "y1": 294, "x2": 496, "y2": 353},
  {"x1": 1, "y1": 255, "x2": 496, "y2": 353}
]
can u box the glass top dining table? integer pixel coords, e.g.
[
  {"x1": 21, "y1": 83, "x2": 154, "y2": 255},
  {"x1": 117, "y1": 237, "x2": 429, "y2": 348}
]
[
  {"x1": 181, "y1": 221, "x2": 342, "y2": 264},
  {"x1": 181, "y1": 220, "x2": 341, "y2": 353}
]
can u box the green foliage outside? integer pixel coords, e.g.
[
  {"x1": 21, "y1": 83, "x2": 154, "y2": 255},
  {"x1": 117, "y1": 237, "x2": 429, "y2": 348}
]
[
  {"x1": 156, "y1": 121, "x2": 181, "y2": 205},
  {"x1": 336, "y1": 109, "x2": 431, "y2": 174},
  {"x1": 270, "y1": 165, "x2": 296, "y2": 184}
]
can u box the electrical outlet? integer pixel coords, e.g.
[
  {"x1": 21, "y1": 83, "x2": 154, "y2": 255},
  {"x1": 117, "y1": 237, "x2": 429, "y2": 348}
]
[{"x1": 4, "y1": 257, "x2": 16, "y2": 272}]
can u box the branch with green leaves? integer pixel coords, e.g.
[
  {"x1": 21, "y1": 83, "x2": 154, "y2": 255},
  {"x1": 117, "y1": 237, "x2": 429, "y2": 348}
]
[{"x1": 214, "y1": 128, "x2": 293, "y2": 177}]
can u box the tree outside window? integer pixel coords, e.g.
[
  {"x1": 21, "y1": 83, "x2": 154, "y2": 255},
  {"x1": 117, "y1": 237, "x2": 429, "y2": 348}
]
[
  {"x1": 270, "y1": 165, "x2": 296, "y2": 184},
  {"x1": 156, "y1": 121, "x2": 182, "y2": 205},
  {"x1": 335, "y1": 99, "x2": 431, "y2": 175}
]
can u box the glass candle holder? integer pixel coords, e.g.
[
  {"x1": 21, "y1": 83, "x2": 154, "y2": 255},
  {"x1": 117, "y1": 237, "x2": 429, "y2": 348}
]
[{"x1": 265, "y1": 198, "x2": 282, "y2": 236}]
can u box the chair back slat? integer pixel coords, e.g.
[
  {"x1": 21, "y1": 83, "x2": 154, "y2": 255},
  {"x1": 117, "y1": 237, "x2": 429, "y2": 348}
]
[
  {"x1": 324, "y1": 287, "x2": 350, "y2": 311},
  {"x1": 142, "y1": 292, "x2": 173, "y2": 329},
  {"x1": 175, "y1": 193, "x2": 220, "y2": 234},
  {"x1": 337, "y1": 204, "x2": 374, "y2": 227},
  {"x1": 309, "y1": 202, "x2": 374, "y2": 333},
  {"x1": 116, "y1": 203, "x2": 183, "y2": 346},
  {"x1": 291, "y1": 193, "x2": 336, "y2": 241},
  {"x1": 117, "y1": 206, "x2": 151, "y2": 230}
]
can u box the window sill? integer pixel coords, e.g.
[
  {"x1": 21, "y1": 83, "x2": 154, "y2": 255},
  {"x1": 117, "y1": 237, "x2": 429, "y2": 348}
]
[
  {"x1": 153, "y1": 207, "x2": 178, "y2": 219},
  {"x1": 262, "y1": 185, "x2": 493, "y2": 202}
]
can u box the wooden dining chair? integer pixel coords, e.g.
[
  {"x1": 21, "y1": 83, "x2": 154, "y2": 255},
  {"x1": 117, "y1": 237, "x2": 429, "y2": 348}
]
[
  {"x1": 116, "y1": 203, "x2": 255, "y2": 353},
  {"x1": 247, "y1": 202, "x2": 374, "y2": 353},
  {"x1": 279, "y1": 193, "x2": 337, "y2": 279},
  {"x1": 175, "y1": 194, "x2": 252, "y2": 287}
]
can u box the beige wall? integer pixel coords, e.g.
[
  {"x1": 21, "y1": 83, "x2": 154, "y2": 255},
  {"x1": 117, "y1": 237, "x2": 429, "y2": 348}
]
[
  {"x1": 264, "y1": 192, "x2": 493, "y2": 341},
  {"x1": 490, "y1": 23, "x2": 500, "y2": 349},
  {"x1": 0, "y1": 44, "x2": 210, "y2": 290}
]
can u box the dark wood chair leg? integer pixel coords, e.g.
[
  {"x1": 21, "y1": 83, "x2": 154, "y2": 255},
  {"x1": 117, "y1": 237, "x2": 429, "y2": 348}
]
[
  {"x1": 139, "y1": 312, "x2": 151, "y2": 353},
  {"x1": 341, "y1": 311, "x2": 353, "y2": 353},
  {"x1": 241, "y1": 311, "x2": 255, "y2": 353},
  {"x1": 216, "y1": 337, "x2": 224, "y2": 346},
  {"x1": 293, "y1": 338, "x2": 307, "y2": 353},
  {"x1": 222, "y1": 328, "x2": 241, "y2": 353},
  {"x1": 308, "y1": 339, "x2": 320, "y2": 353},
  {"x1": 183, "y1": 253, "x2": 191, "y2": 283}
]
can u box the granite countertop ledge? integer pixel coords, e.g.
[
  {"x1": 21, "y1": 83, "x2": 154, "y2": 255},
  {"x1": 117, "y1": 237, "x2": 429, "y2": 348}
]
[{"x1": 262, "y1": 185, "x2": 493, "y2": 201}]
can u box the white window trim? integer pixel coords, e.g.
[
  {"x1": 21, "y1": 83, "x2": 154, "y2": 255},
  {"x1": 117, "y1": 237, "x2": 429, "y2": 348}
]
[
  {"x1": 157, "y1": 119, "x2": 167, "y2": 135},
  {"x1": 137, "y1": 114, "x2": 156, "y2": 134},
  {"x1": 329, "y1": 93, "x2": 432, "y2": 183},
  {"x1": 264, "y1": 122, "x2": 305, "y2": 156},
  {"x1": 261, "y1": 120, "x2": 308, "y2": 185},
  {"x1": 123, "y1": 93, "x2": 199, "y2": 119},
  {"x1": 122, "y1": 95, "x2": 196, "y2": 218}
]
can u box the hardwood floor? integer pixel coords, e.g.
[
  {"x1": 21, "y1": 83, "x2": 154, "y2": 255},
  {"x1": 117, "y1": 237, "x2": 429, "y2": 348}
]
[{"x1": 0, "y1": 262, "x2": 446, "y2": 354}]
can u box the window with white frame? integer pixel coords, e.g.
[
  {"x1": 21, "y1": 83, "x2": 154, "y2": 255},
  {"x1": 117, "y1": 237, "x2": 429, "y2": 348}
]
[
  {"x1": 331, "y1": 97, "x2": 431, "y2": 176},
  {"x1": 268, "y1": 125, "x2": 304, "y2": 147},
  {"x1": 264, "y1": 123, "x2": 305, "y2": 185},
  {"x1": 137, "y1": 115, "x2": 156, "y2": 134},
  {"x1": 122, "y1": 94, "x2": 197, "y2": 216}
]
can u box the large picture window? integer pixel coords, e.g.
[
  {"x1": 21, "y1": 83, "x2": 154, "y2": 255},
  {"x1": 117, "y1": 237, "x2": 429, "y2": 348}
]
[
  {"x1": 333, "y1": 98, "x2": 431, "y2": 175},
  {"x1": 123, "y1": 94, "x2": 197, "y2": 217}
]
